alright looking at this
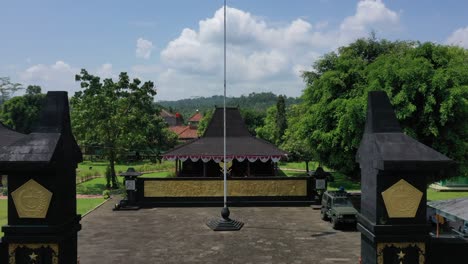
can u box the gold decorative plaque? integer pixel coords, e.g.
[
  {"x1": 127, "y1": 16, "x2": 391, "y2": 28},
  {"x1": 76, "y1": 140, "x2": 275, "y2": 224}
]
[
  {"x1": 144, "y1": 179, "x2": 307, "y2": 197},
  {"x1": 381, "y1": 179, "x2": 422, "y2": 218},
  {"x1": 9, "y1": 243, "x2": 59, "y2": 264},
  {"x1": 11, "y1": 179, "x2": 53, "y2": 218},
  {"x1": 377, "y1": 242, "x2": 425, "y2": 264}
]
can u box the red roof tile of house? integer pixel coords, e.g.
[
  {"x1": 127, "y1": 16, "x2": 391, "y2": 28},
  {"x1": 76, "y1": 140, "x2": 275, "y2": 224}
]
[
  {"x1": 188, "y1": 112, "x2": 203, "y2": 122},
  {"x1": 169, "y1": 125, "x2": 198, "y2": 140}
]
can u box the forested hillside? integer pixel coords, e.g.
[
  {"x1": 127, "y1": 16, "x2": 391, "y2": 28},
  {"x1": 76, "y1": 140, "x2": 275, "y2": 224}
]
[{"x1": 157, "y1": 92, "x2": 301, "y2": 120}]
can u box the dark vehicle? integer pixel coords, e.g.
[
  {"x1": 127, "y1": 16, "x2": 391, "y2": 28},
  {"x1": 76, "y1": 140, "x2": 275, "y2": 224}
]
[{"x1": 320, "y1": 190, "x2": 358, "y2": 229}]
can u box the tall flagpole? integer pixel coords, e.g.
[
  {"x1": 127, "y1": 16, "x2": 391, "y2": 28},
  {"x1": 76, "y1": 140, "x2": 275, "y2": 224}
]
[
  {"x1": 223, "y1": 0, "x2": 227, "y2": 209},
  {"x1": 206, "y1": 0, "x2": 243, "y2": 231}
]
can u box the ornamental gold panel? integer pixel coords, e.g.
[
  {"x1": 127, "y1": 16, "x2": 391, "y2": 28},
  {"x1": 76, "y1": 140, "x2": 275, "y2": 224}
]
[
  {"x1": 377, "y1": 242, "x2": 425, "y2": 264},
  {"x1": 144, "y1": 180, "x2": 307, "y2": 197},
  {"x1": 9, "y1": 243, "x2": 59, "y2": 264},
  {"x1": 381, "y1": 179, "x2": 423, "y2": 218},
  {"x1": 11, "y1": 179, "x2": 53, "y2": 218}
]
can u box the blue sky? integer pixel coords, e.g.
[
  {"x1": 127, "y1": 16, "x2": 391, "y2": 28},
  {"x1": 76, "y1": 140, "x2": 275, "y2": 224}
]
[{"x1": 1, "y1": 0, "x2": 467, "y2": 100}]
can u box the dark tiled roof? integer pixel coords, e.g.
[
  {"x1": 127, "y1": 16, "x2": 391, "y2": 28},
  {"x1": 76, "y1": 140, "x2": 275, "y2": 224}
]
[
  {"x1": 203, "y1": 107, "x2": 251, "y2": 137},
  {"x1": 164, "y1": 107, "x2": 287, "y2": 157}
]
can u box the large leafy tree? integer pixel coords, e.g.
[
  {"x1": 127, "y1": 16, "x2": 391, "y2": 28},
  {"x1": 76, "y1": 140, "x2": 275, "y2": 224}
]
[
  {"x1": 0, "y1": 85, "x2": 45, "y2": 133},
  {"x1": 71, "y1": 69, "x2": 176, "y2": 188},
  {"x1": 297, "y1": 37, "x2": 467, "y2": 178},
  {"x1": 280, "y1": 104, "x2": 315, "y2": 172},
  {"x1": 0, "y1": 77, "x2": 22, "y2": 105},
  {"x1": 255, "y1": 106, "x2": 278, "y2": 144},
  {"x1": 276, "y1": 95, "x2": 287, "y2": 141}
]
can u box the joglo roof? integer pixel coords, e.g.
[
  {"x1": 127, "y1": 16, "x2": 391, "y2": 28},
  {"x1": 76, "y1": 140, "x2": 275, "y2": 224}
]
[{"x1": 163, "y1": 107, "x2": 287, "y2": 162}]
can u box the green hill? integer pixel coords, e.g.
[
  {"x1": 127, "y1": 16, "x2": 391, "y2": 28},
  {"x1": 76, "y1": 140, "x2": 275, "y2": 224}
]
[{"x1": 157, "y1": 92, "x2": 301, "y2": 120}]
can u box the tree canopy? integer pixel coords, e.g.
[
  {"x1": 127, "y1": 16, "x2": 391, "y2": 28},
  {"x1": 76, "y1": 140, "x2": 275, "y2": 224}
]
[
  {"x1": 71, "y1": 69, "x2": 177, "y2": 188},
  {"x1": 0, "y1": 85, "x2": 45, "y2": 134},
  {"x1": 292, "y1": 37, "x2": 467, "y2": 178},
  {"x1": 0, "y1": 77, "x2": 22, "y2": 105}
]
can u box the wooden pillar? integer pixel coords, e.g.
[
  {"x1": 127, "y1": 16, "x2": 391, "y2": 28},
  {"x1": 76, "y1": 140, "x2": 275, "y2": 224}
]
[
  {"x1": 203, "y1": 162, "x2": 207, "y2": 177},
  {"x1": 175, "y1": 159, "x2": 178, "y2": 176}
]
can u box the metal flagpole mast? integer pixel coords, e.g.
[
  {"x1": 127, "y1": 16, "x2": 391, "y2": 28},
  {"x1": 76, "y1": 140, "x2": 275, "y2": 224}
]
[
  {"x1": 206, "y1": 0, "x2": 242, "y2": 231},
  {"x1": 223, "y1": 0, "x2": 227, "y2": 209}
]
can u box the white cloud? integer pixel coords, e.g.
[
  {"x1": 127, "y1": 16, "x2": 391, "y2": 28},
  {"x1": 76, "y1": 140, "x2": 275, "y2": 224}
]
[
  {"x1": 18, "y1": 61, "x2": 121, "y2": 94},
  {"x1": 446, "y1": 26, "x2": 468, "y2": 49},
  {"x1": 19, "y1": 61, "x2": 79, "y2": 92},
  {"x1": 338, "y1": 0, "x2": 400, "y2": 45},
  {"x1": 97, "y1": 63, "x2": 116, "y2": 79},
  {"x1": 136, "y1": 38, "x2": 154, "y2": 59},
  {"x1": 156, "y1": 2, "x2": 400, "y2": 100}
]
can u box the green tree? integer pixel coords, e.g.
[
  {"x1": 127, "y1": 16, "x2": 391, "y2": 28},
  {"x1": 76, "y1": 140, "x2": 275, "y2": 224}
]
[
  {"x1": 255, "y1": 106, "x2": 278, "y2": 144},
  {"x1": 240, "y1": 109, "x2": 265, "y2": 136},
  {"x1": 300, "y1": 37, "x2": 467, "y2": 178},
  {"x1": 281, "y1": 104, "x2": 316, "y2": 172},
  {"x1": 276, "y1": 95, "x2": 287, "y2": 143},
  {"x1": 71, "y1": 69, "x2": 175, "y2": 188},
  {"x1": 0, "y1": 85, "x2": 45, "y2": 133},
  {"x1": 197, "y1": 109, "x2": 214, "y2": 136},
  {"x1": 0, "y1": 77, "x2": 22, "y2": 105}
]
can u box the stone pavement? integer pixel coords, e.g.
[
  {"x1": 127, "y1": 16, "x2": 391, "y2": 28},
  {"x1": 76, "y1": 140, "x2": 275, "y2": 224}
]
[{"x1": 78, "y1": 198, "x2": 360, "y2": 264}]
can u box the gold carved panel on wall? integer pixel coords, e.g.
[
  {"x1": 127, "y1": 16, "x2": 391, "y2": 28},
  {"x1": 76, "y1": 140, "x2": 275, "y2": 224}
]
[
  {"x1": 381, "y1": 179, "x2": 422, "y2": 218},
  {"x1": 144, "y1": 179, "x2": 307, "y2": 197},
  {"x1": 9, "y1": 243, "x2": 59, "y2": 264},
  {"x1": 11, "y1": 179, "x2": 53, "y2": 218},
  {"x1": 377, "y1": 242, "x2": 425, "y2": 264}
]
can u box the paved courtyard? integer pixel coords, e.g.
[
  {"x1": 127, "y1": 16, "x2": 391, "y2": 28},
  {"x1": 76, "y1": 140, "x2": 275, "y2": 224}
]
[{"x1": 78, "y1": 198, "x2": 360, "y2": 264}]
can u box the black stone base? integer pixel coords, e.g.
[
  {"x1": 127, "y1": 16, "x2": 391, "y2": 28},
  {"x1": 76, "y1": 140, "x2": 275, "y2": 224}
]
[
  {"x1": 206, "y1": 218, "x2": 244, "y2": 231},
  {"x1": 206, "y1": 207, "x2": 244, "y2": 231},
  {"x1": 113, "y1": 200, "x2": 140, "y2": 211}
]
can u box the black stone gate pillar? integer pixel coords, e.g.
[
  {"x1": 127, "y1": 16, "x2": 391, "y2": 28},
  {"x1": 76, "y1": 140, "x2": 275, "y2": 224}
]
[
  {"x1": 0, "y1": 92, "x2": 82, "y2": 264},
  {"x1": 356, "y1": 91, "x2": 453, "y2": 264}
]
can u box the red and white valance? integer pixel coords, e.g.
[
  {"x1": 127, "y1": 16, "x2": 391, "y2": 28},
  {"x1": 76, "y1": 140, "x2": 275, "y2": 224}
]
[{"x1": 163, "y1": 155, "x2": 284, "y2": 163}]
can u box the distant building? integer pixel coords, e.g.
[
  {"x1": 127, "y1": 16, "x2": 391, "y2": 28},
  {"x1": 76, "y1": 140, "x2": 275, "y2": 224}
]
[
  {"x1": 163, "y1": 110, "x2": 202, "y2": 142},
  {"x1": 163, "y1": 107, "x2": 287, "y2": 177},
  {"x1": 160, "y1": 109, "x2": 183, "y2": 126}
]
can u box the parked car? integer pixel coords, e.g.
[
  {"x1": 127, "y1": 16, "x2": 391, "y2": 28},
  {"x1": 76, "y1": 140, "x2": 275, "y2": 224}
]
[{"x1": 321, "y1": 190, "x2": 358, "y2": 229}]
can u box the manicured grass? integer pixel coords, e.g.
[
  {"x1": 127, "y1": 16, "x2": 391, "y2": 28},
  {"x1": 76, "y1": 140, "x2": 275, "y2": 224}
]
[
  {"x1": 76, "y1": 176, "x2": 125, "y2": 195},
  {"x1": 0, "y1": 198, "x2": 106, "y2": 236},
  {"x1": 0, "y1": 200, "x2": 6, "y2": 236},
  {"x1": 77, "y1": 198, "x2": 106, "y2": 216},
  {"x1": 427, "y1": 189, "x2": 468, "y2": 201},
  {"x1": 278, "y1": 161, "x2": 319, "y2": 171},
  {"x1": 278, "y1": 169, "x2": 307, "y2": 177},
  {"x1": 141, "y1": 171, "x2": 173, "y2": 178},
  {"x1": 328, "y1": 172, "x2": 361, "y2": 191},
  {"x1": 77, "y1": 160, "x2": 174, "y2": 180}
]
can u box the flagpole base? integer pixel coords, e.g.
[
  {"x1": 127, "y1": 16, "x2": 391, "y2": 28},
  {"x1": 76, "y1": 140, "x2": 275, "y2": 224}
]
[{"x1": 206, "y1": 207, "x2": 244, "y2": 231}]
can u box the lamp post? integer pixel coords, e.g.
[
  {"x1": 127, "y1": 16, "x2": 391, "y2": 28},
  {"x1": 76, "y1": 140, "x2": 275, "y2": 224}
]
[{"x1": 115, "y1": 167, "x2": 142, "y2": 210}]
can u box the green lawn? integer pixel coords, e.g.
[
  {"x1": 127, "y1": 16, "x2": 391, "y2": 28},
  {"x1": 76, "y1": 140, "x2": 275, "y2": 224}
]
[
  {"x1": 0, "y1": 198, "x2": 105, "y2": 236},
  {"x1": 77, "y1": 160, "x2": 174, "y2": 180},
  {"x1": 278, "y1": 161, "x2": 319, "y2": 171},
  {"x1": 141, "y1": 171, "x2": 173, "y2": 178},
  {"x1": 328, "y1": 172, "x2": 361, "y2": 191},
  {"x1": 427, "y1": 189, "x2": 468, "y2": 201},
  {"x1": 76, "y1": 176, "x2": 125, "y2": 195}
]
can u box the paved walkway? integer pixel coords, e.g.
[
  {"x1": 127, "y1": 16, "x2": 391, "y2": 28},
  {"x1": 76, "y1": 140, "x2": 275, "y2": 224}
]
[{"x1": 78, "y1": 198, "x2": 360, "y2": 264}]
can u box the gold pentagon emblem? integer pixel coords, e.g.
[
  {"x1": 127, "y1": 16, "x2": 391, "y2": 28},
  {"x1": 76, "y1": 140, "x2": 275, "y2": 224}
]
[
  {"x1": 11, "y1": 179, "x2": 53, "y2": 218},
  {"x1": 381, "y1": 179, "x2": 422, "y2": 218}
]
